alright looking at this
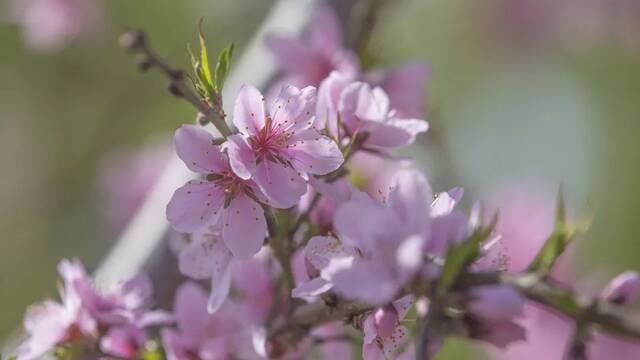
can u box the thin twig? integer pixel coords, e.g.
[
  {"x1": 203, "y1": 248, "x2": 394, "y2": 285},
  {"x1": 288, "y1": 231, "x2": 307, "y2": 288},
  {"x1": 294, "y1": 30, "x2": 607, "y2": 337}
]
[{"x1": 119, "y1": 30, "x2": 232, "y2": 137}]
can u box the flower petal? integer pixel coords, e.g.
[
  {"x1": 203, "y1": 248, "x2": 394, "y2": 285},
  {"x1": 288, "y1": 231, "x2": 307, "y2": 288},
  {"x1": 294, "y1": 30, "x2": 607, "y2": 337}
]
[
  {"x1": 222, "y1": 194, "x2": 266, "y2": 259},
  {"x1": 233, "y1": 85, "x2": 266, "y2": 136},
  {"x1": 174, "y1": 125, "x2": 227, "y2": 174},
  {"x1": 316, "y1": 71, "x2": 352, "y2": 132},
  {"x1": 166, "y1": 181, "x2": 224, "y2": 232},
  {"x1": 270, "y1": 85, "x2": 317, "y2": 132},
  {"x1": 334, "y1": 193, "x2": 399, "y2": 250},
  {"x1": 304, "y1": 235, "x2": 353, "y2": 271},
  {"x1": 388, "y1": 168, "x2": 433, "y2": 233},
  {"x1": 253, "y1": 161, "x2": 307, "y2": 209},
  {"x1": 223, "y1": 134, "x2": 256, "y2": 180},
  {"x1": 285, "y1": 128, "x2": 343, "y2": 175},
  {"x1": 331, "y1": 261, "x2": 399, "y2": 305},
  {"x1": 179, "y1": 227, "x2": 231, "y2": 280},
  {"x1": 291, "y1": 277, "x2": 333, "y2": 300},
  {"x1": 207, "y1": 259, "x2": 233, "y2": 314}
]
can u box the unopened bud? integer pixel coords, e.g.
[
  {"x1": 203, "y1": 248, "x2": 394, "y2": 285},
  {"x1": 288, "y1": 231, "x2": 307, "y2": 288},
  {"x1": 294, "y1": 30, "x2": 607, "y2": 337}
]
[
  {"x1": 600, "y1": 271, "x2": 640, "y2": 305},
  {"x1": 168, "y1": 82, "x2": 183, "y2": 97},
  {"x1": 119, "y1": 30, "x2": 146, "y2": 50}
]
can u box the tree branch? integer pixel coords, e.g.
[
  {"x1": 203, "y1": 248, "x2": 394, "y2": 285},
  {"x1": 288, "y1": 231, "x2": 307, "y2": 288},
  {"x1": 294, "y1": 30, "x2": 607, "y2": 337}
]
[
  {"x1": 267, "y1": 271, "x2": 640, "y2": 358},
  {"x1": 119, "y1": 30, "x2": 232, "y2": 137}
]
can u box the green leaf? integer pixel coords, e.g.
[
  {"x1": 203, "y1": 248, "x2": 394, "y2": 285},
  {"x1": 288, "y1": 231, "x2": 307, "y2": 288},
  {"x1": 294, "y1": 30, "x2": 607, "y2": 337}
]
[
  {"x1": 526, "y1": 188, "x2": 591, "y2": 274},
  {"x1": 197, "y1": 21, "x2": 216, "y2": 98},
  {"x1": 437, "y1": 216, "x2": 497, "y2": 297},
  {"x1": 214, "y1": 42, "x2": 234, "y2": 92}
]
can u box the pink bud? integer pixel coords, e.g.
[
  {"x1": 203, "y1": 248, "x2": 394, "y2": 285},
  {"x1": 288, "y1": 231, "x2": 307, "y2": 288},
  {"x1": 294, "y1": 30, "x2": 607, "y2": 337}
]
[
  {"x1": 373, "y1": 304, "x2": 399, "y2": 338},
  {"x1": 600, "y1": 271, "x2": 640, "y2": 305}
]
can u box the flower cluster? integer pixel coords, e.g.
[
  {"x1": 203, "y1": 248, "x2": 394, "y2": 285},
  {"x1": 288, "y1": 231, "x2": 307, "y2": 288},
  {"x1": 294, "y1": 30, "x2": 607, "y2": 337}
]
[
  {"x1": 16, "y1": 259, "x2": 171, "y2": 360},
  {"x1": 13, "y1": 4, "x2": 640, "y2": 360}
]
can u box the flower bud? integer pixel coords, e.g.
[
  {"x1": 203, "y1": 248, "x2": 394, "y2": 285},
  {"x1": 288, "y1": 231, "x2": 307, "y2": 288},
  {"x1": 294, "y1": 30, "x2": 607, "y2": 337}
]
[
  {"x1": 600, "y1": 271, "x2": 640, "y2": 305},
  {"x1": 373, "y1": 304, "x2": 398, "y2": 338},
  {"x1": 119, "y1": 30, "x2": 146, "y2": 50}
]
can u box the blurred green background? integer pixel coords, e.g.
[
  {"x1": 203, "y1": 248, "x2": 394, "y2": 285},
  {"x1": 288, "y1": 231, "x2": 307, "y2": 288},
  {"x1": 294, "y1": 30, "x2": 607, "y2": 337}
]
[{"x1": 1, "y1": 0, "x2": 639, "y2": 358}]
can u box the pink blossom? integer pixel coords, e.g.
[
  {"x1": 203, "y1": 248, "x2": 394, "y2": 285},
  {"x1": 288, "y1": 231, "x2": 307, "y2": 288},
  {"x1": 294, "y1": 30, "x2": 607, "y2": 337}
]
[
  {"x1": 15, "y1": 259, "x2": 169, "y2": 360},
  {"x1": 465, "y1": 285, "x2": 526, "y2": 349},
  {"x1": 362, "y1": 296, "x2": 413, "y2": 360},
  {"x1": 162, "y1": 282, "x2": 260, "y2": 360},
  {"x1": 317, "y1": 73, "x2": 428, "y2": 150},
  {"x1": 296, "y1": 167, "x2": 467, "y2": 305},
  {"x1": 10, "y1": 0, "x2": 101, "y2": 52},
  {"x1": 166, "y1": 124, "x2": 269, "y2": 259},
  {"x1": 265, "y1": 5, "x2": 359, "y2": 88},
  {"x1": 600, "y1": 271, "x2": 640, "y2": 305},
  {"x1": 266, "y1": 6, "x2": 428, "y2": 118},
  {"x1": 99, "y1": 140, "x2": 171, "y2": 233},
  {"x1": 225, "y1": 85, "x2": 343, "y2": 207}
]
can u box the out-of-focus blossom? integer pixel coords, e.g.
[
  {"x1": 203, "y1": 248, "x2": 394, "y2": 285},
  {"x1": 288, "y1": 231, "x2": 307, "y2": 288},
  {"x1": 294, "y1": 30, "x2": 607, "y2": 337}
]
[
  {"x1": 267, "y1": 6, "x2": 428, "y2": 118},
  {"x1": 10, "y1": 0, "x2": 101, "y2": 52},
  {"x1": 99, "y1": 141, "x2": 172, "y2": 234},
  {"x1": 265, "y1": 5, "x2": 359, "y2": 89},
  {"x1": 161, "y1": 282, "x2": 260, "y2": 360},
  {"x1": 600, "y1": 271, "x2": 640, "y2": 305},
  {"x1": 296, "y1": 167, "x2": 467, "y2": 305},
  {"x1": 16, "y1": 259, "x2": 170, "y2": 360},
  {"x1": 225, "y1": 85, "x2": 343, "y2": 207},
  {"x1": 316, "y1": 74, "x2": 428, "y2": 151},
  {"x1": 166, "y1": 124, "x2": 268, "y2": 260},
  {"x1": 484, "y1": 185, "x2": 555, "y2": 272},
  {"x1": 465, "y1": 285, "x2": 526, "y2": 348},
  {"x1": 362, "y1": 296, "x2": 413, "y2": 360}
]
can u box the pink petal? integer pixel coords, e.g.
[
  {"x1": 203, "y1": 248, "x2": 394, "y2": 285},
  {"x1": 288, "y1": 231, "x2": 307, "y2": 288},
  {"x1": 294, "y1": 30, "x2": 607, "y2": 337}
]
[
  {"x1": 221, "y1": 193, "x2": 266, "y2": 259},
  {"x1": 331, "y1": 261, "x2": 399, "y2": 305},
  {"x1": 284, "y1": 128, "x2": 343, "y2": 175},
  {"x1": 233, "y1": 85, "x2": 266, "y2": 136},
  {"x1": 388, "y1": 168, "x2": 433, "y2": 232},
  {"x1": 253, "y1": 160, "x2": 307, "y2": 209},
  {"x1": 480, "y1": 320, "x2": 526, "y2": 348},
  {"x1": 334, "y1": 194, "x2": 399, "y2": 250},
  {"x1": 304, "y1": 235, "x2": 353, "y2": 270},
  {"x1": 339, "y1": 82, "x2": 388, "y2": 127},
  {"x1": 392, "y1": 295, "x2": 414, "y2": 320},
  {"x1": 161, "y1": 328, "x2": 191, "y2": 360},
  {"x1": 166, "y1": 181, "x2": 224, "y2": 232},
  {"x1": 392, "y1": 118, "x2": 429, "y2": 139},
  {"x1": 207, "y1": 259, "x2": 233, "y2": 314},
  {"x1": 426, "y1": 211, "x2": 469, "y2": 256},
  {"x1": 270, "y1": 85, "x2": 317, "y2": 132},
  {"x1": 374, "y1": 305, "x2": 399, "y2": 338},
  {"x1": 309, "y1": 5, "x2": 342, "y2": 53},
  {"x1": 291, "y1": 277, "x2": 333, "y2": 300},
  {"x1": 316, "y1": 71, "x2": 352, "y2": 133},
  {"x1": 178, "y1": 227, "x2": 232, "y2": 280},
  {"x1": 173, "y1": 282, "x2": 209, "y2": 346},
  {"x1": 174, "y1": 125, "x2": 227, "y2": 174},
  {"x1": 382, "y1": 62, "x2": 429, "y2": 118},
  {"x1": 223, "y1": 134, "x2": 256, "y2": 180},
  {"x1": 468, "y1": 285, "x2": 524, "y2": 321},
  {"x1": 118, "y1": 273, "x2": 152, "y2": 310},
  {"x1": 431, "y1": 187, "x2": 464, "y2": 217},
  {"x1": 265, "y1": 35, "x2": 316, "y2": 76},
  {"x1": 380, "y1": 325, "x2": 409, "y2": 358},
  {"x1": 364, "y1": 121, "x2": 416, "y2": 148}
]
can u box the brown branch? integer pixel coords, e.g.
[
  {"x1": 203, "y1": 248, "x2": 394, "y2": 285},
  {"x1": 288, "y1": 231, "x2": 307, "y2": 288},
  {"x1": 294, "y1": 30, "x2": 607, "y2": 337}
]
[
  {"x1": 267, "y1": 271, "x2": 640, "y2": 358},
  {"x1": 119, "y1": 30, "x2": 232, "y2": 137}
]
